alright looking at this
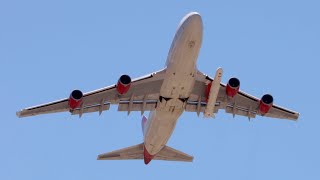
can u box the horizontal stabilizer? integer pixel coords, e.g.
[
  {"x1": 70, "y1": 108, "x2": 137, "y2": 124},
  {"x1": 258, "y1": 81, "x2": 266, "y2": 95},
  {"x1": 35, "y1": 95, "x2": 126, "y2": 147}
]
[
  {"x1": 97, "y1": 143, "x2": 193, "y2": 163},
  {"x1": 98, "y1": 143, "x2": 144, "y2": 160}
]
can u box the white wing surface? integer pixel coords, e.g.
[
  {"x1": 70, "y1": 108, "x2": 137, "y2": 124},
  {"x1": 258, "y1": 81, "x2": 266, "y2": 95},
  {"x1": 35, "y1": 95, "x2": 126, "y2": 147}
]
[
  {"x1": 186, "y1": 71, "x2": 299, "y2": 120},
  {"x1": 17, "y1": 69, "x2": 166, "y2": 118}
]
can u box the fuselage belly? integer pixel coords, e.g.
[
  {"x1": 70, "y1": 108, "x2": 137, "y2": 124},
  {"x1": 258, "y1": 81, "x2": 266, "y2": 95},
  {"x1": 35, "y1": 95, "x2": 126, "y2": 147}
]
[{"x1": 144, "y1": 12, "x2": 203, "y2": 155}]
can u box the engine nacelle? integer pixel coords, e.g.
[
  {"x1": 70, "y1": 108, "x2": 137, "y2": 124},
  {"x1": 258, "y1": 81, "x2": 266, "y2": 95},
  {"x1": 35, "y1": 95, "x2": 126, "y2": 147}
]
[
  {"x1": 226, "y1": 77, "x2": 240, "y2": 97},
  {"x1": 259, "y1": 94, "x2": 273, "y2": 114},
  {"x1": 116, "y1": 74, "x2": 132, "y2": 95},
  {"x1": 68, "y1": 90, "x2": 83, "y2": 110}
]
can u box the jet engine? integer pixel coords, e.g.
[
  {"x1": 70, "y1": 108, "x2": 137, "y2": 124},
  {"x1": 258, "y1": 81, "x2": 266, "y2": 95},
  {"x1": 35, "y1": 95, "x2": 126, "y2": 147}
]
[
  {"x1": 116, "y1": 74, "x2": 132, "y2": 95},
  {"x1": 68, "y1": 90, "x2": 83, "y2": 110},
  {"x1": 226, "y1": 77, "x2": 240, "y2": 97},
  {"x1": 259, "y1": 94, "x2": 273, "y2": 114}
]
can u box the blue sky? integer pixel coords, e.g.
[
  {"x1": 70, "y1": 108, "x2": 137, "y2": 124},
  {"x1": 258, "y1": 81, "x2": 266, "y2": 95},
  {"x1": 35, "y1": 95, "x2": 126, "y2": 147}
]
[{"x1": 1, "y1": 0, "x2": 319, "y2": 179}]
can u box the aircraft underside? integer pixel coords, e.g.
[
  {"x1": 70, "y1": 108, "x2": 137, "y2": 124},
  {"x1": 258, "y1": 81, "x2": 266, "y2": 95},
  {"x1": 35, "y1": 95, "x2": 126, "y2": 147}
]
[{"x1": 16, "y1": 12, "x2": 299, "y2": 165}]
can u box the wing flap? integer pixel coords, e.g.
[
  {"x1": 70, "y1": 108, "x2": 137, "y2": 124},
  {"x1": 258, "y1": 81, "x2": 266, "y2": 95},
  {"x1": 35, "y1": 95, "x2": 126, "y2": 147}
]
[
  {"x1": 117, "y1": 101, "x2": 157, "y2": 112},
  {"x1": 71, "y1": 103, "x2": 111, "y2": 115},
  {"x1": 17, "y1": 99, "x2": 69, "y2": 118},
  {"x1": 266, "y1": 106, "x2": 300, "y2": 120}
]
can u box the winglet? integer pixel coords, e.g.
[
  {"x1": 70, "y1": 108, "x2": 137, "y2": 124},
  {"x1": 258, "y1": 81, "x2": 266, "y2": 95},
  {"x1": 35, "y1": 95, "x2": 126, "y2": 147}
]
[
  {"x1": 141, "y1": 115, "x2": 147, "y2": 135},
  {"x1": 294, "y1": 112, "x2": 300, "y2": 121},
  {"x1": 16, "y1": 110, "x2": 22, "y2": 118}
]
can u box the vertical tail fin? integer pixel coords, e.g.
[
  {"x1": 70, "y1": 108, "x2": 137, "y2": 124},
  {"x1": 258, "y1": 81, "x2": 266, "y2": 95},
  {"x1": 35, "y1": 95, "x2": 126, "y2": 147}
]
[{"x1": 141, "y1": 115, "x2": 147, "y2": 136}]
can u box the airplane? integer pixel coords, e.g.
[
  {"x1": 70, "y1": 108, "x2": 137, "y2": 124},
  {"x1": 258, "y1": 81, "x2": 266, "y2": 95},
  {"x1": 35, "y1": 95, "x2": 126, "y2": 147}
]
[{"x1": 16, "y1": 12, "x2": 299, "y2": 165}]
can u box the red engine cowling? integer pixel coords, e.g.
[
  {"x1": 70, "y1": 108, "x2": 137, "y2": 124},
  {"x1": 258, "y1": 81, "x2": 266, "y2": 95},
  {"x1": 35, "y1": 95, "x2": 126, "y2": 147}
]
[
  {"x1": 259, "y1": 94, "x2": 273, "y2": 114},
  {"x1": 116, "y1": 74, "x2": 132, "y2": 95},
  {"x1": 68, "y1": 90, "x2": 83, "y2": 110},
  {"x1": 226, "y1": 77, "x2": 240, "y2": 97}
]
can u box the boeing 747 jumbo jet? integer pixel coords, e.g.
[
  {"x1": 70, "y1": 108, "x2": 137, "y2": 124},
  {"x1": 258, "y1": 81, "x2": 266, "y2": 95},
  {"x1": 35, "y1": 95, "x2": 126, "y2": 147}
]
[{"x1": 17, "y1": 12, "x2": 299, "y2": 165}]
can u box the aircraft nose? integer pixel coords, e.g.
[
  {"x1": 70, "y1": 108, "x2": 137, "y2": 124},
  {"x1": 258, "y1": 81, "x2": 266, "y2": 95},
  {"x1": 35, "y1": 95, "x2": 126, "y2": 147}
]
[
  {"x1": 183, "y1": 12, "x2": 203, "y2": 28},
  {"x1": 179, "y1": 12, "x2": 203, "y2": 39},
  {"x1": 187, "y1": 12, "x2": 202, "y2": 21}
]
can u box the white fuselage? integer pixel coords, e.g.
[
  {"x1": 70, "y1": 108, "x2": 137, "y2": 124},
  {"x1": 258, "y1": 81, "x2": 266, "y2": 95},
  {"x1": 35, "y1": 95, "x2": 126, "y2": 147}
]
[{"x1": 144, "y1": 12, "x2": 203, "y2": 155}]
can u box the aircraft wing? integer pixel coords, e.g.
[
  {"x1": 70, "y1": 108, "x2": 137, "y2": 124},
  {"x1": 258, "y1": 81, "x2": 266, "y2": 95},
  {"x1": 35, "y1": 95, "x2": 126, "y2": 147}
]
[
  {"x1": 17, "y1": 69, "x2": 166, "y2": 118},
  {"x1": 185, "y1": 70, "x2": 299, "y2": 121}
]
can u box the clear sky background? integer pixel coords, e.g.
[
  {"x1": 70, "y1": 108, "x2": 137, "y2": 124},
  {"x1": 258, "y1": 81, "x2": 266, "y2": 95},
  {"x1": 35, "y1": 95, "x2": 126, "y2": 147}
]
[{"x1": 1, "y1": 0, "x2": 319, "y2": 179}]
